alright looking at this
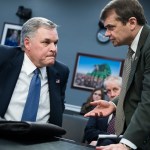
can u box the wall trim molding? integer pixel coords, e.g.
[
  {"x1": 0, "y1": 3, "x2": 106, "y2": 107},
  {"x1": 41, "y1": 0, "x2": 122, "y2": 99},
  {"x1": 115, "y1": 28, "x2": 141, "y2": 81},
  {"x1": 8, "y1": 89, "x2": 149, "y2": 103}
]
[{"x1": 65, "y1": 104, "x2": 81, "y2": 112}]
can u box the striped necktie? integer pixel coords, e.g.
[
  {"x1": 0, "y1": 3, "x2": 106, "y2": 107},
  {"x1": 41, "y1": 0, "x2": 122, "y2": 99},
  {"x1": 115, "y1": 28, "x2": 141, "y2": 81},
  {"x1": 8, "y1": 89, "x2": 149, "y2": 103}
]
[
  {"x1": 107, "y1": 114, "x2": 115, "y2": 134},
  {"x1": 115, "y1": 47, "x2": 134, "y2": 135}
]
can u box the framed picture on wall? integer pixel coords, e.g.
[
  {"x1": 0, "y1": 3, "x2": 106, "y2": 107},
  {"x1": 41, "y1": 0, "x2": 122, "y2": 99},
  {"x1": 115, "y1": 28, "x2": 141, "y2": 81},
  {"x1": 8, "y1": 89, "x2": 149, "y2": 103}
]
[
  {"x1": 1, "y1": 22, "x2": 22, "y2": 46},
  {"x1": 71, "y1": 52, "x2": 124, "y2": 91}
]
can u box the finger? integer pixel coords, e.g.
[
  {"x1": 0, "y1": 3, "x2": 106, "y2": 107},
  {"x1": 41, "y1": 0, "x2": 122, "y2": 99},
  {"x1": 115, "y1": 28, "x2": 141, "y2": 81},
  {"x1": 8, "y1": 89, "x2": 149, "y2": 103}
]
[
  {"x1": 96, "y1": 111, "x2": 103, "y2": 117},
  {"x1": 96, "y1": 146, "x2": 108, "y2": 150},
  {"x1": 84, "y1": 111, "x2": 95, "y2": 117},
  {"x1": 90, "y1": 100, "x2": 101, "y2": 105},
  {"x1": 95, "y1": 112, "x2": 98, "y2": 117},
  {"x1": 100, "y1": 112, "x2": 103, "y2": 117},
  {"x1": 84, "y1": 113, "x2": 90, "y2": 117},
  {"x1": 96, "y1": 146, "x2": 104, "y2": 150}
]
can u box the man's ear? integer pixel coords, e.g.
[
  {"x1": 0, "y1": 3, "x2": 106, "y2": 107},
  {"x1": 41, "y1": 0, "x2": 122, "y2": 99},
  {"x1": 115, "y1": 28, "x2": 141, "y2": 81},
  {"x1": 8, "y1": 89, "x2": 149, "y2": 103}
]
[
  {"x1": 128, "y1": 17, "x2": 137, "y2": 31},
  {"x1": 24, "y1": 37, "x2": 30, "y2": 51}
]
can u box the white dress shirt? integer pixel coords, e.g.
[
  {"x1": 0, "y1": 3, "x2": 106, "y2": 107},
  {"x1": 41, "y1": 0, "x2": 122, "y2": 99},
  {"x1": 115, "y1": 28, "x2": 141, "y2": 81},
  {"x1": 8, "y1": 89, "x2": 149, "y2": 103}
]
[
  {"x1": 4, "y1": 54, "x2": 50, "y2": 123},
  {"x1": 107, "y1": 114, "x2": 113, "y2": 124}
]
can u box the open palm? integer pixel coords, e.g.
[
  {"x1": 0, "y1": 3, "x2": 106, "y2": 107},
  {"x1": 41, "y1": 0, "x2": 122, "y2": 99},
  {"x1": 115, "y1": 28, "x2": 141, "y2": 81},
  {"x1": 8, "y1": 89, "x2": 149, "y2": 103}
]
[{"x1": 84, "y1": 100, "x2": 116, "y2": 117}]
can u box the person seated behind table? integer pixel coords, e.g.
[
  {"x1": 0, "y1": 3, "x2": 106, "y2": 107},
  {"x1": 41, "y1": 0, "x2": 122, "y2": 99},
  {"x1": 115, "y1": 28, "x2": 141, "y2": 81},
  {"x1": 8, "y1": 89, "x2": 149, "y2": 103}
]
[
  {"x1": 84, "y1": 76, "x2": 122, "y2": 146},
  {"x1": 0, "y1": 17, "x2": 69, "y2": 126},
  {"x1": 80, "y1": 87, "x2": 105, "y2": 115}
]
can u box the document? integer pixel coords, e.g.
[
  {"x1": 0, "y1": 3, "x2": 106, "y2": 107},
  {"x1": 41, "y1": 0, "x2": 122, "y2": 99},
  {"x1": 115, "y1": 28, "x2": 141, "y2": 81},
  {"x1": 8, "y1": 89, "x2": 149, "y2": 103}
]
[{"x1": 98, "y1": 134, "x2": 123, "y2": 139}]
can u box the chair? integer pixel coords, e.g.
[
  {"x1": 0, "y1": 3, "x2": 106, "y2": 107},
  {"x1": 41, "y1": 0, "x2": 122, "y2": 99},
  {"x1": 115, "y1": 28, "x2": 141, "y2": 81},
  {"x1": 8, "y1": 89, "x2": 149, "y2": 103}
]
[{"x1": 62, "y1": 113, "x2": 88, "y2": 143}]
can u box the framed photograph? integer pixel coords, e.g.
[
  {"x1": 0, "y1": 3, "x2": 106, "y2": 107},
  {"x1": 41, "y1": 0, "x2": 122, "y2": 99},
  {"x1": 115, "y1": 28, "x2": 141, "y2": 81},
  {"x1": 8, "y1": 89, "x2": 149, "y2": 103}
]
[
  {"x1": 1, "y1": 22, "x2": 22, "y2": 46},
  {"x1": 71, "y1": 52, "x2": 124, "y2": 91}
]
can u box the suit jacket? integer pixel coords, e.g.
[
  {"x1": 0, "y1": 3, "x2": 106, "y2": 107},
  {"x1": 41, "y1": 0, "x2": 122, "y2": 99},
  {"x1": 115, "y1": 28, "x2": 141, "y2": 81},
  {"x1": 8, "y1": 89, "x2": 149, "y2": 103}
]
[
  {"x1": 0, "y1": 45, "x2": 69, "y2": 127},
  {"x1": 84, "y1": 116, "x2": 109, "y2": 143},
  {"x1": 113, "y1": 24, "x2": 150, "y2": 147}
]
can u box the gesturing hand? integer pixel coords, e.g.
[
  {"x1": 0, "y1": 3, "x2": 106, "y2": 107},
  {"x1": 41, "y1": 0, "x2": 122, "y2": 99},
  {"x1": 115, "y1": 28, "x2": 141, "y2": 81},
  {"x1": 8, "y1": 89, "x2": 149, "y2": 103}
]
[{"x1": 84, "y1": 100, "x2": 116, "y2": 117}]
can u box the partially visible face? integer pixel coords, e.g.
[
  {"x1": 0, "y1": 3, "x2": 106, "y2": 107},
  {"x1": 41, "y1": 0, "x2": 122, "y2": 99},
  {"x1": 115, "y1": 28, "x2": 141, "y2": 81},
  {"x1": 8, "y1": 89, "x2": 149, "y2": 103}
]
[
  {"x1": 105, "y1": 81, "x2": 121, "y2": 100},
  {"x1": 24, "y1": 27, "x2": 58, "y2": 68},
  {"x1": 92, "y1": 90, "x2": 102, "y2": 101},
  {"x1": 104, "y1": 10, "x2": 132, "y2": 46}
]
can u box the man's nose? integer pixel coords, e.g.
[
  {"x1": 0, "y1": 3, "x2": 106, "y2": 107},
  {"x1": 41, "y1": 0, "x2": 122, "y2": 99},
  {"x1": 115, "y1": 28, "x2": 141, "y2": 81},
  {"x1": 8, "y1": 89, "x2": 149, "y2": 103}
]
[
  {"x1": 110, "y1": 91, "x2": 116, "y2": 97},
  {"x1": 105, "y1": 30, "x2": 111, "y2": 37},
  {"x1": 49, "y1": 43, "x2": 57, "y2": 51}
]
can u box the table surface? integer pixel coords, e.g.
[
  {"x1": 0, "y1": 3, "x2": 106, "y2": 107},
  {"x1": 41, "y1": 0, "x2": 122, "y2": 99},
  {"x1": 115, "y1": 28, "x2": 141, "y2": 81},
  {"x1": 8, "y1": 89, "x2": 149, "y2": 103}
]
[{"x1": 0, "y1": 137, "x2": 95, "y2": 150}]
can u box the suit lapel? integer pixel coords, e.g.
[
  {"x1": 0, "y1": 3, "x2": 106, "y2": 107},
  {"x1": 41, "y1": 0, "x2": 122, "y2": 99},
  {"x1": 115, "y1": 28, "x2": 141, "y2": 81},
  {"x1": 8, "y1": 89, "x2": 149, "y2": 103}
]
[
  {"x1": 46, "y1": 65, "x2": 61, "y2": 112},
  {"x1": 126, "y1": 25, "x2": 150, "y2": 90},
  {"x1": 0, "y1": 49, "x2": 24, "y2": 116},
  {"x1": 47, "y1": 65, "x2": 64, "y2": 125},
  {"x1": 47, "y1": 65, "x2": 61, "y2": 95},
  {"x1": 7, "y1": 50, "x2": 24, "y2": 92}
]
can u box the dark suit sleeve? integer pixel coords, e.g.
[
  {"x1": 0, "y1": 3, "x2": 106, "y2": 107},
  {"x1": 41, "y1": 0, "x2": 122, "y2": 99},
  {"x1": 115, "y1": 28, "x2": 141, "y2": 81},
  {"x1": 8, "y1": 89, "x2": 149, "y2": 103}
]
[
  {"x1": 84, "y1": 117, "x2": 109, "y2": 143},
  {"x1": 123, "y1": 33, "x2": 150, "y2": 147}
]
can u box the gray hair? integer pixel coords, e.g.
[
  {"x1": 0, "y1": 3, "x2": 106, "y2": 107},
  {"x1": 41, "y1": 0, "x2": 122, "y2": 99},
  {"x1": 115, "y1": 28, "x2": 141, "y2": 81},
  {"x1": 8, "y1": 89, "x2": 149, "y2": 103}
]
[
  {"x1": 103, "y1": 75, "x2": 122, "y2": 89},
  {"x1": 20, "y1": 17, "x2": 57, "y2": 50}
]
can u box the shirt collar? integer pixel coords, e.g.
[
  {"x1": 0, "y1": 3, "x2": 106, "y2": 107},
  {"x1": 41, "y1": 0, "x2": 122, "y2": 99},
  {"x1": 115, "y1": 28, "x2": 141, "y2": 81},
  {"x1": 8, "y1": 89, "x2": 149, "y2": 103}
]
[
  {"x1": 23, "y1": 54, "x2": 47, "y2": 79},
  {"x1": 130, "y1": 26, "x2": 143, "y2": 54},
  {"x1": 40, "y1": 67, "x2": 47, "y2": 79}
]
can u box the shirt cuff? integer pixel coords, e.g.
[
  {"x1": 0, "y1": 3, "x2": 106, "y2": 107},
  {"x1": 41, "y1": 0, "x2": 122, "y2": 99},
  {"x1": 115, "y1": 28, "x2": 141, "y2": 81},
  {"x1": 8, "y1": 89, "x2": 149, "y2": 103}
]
[
  {"x1": 120, "y1": 138, "x2": 137, "y2": 149},
  {"x1": 109, "y1": 101, "x2": 117, "y2": 109}
]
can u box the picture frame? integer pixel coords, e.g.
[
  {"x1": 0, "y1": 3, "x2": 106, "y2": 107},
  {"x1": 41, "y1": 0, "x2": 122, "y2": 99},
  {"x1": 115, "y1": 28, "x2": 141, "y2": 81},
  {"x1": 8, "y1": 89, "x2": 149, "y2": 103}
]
[
  {"x1": 1, "y1": 22, "x2": 22, "y2": 46},
  {"x1": 71, "y1": 52, "x2": 124, "y2": 91}
]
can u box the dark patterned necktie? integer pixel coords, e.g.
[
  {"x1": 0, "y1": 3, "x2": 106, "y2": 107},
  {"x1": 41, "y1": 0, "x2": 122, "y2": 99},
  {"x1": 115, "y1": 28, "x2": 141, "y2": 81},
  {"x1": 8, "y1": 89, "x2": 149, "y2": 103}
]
[
  {"x1": 21, "y1": 68, "x2": 41, "y2": 122},
  {"x1": 115, "y1": 47, "x2": 134, "y2": 135},
  {"x1": 107, "y1": 114, "x2": 115, "y2": 134}
]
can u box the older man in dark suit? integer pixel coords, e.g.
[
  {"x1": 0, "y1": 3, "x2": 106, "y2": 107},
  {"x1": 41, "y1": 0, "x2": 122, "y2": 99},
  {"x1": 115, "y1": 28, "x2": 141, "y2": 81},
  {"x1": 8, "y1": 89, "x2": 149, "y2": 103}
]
[
  {"x1": 84, "y1": 76, "x2": 122, "y2": 146},
  {"x1": 85, "y1": 0, "x2": 150, "y2": 149},
  {"x1": 0, "y1": 17, "x2": 69, "y2": 127}
]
